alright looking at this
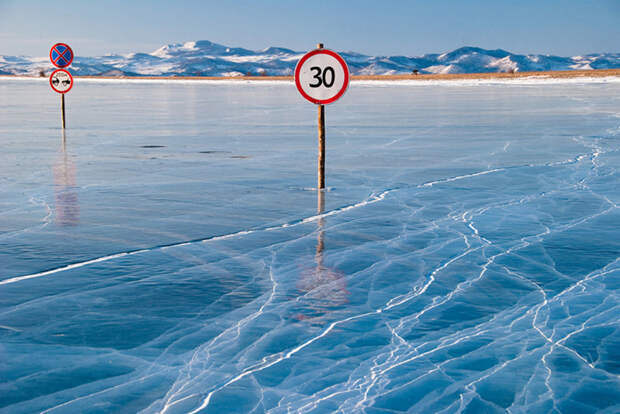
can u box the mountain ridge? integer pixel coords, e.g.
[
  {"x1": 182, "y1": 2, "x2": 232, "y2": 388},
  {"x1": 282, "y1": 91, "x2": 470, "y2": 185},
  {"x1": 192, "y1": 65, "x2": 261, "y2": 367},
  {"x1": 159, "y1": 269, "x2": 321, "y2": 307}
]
[{"x1": 1, "y1": 40, "x2": 619, "y2": 77}]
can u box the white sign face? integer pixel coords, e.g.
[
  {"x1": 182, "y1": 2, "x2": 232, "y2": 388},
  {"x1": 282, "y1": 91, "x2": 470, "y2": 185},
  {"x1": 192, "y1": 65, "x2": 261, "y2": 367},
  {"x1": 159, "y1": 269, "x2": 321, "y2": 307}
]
[
  {"x1": 49, "y1": 69, "x2": 73, "y2": 94},
  {"x1": 295, "y1": 49, "x2": 349, "y2": 105}
]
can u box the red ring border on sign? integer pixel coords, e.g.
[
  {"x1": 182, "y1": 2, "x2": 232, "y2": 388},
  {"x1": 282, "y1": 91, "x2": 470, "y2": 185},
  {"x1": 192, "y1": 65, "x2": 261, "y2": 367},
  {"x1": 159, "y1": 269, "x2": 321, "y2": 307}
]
[
  {"x1": 49, "y1": 69, "x2": 74, "y2": 94},
  {"x1": 295, "y1": 49, "x2": 349, "y2": 105},
  {"x1": 49, "y1": 43, "x2": 74, "y2": 68}
]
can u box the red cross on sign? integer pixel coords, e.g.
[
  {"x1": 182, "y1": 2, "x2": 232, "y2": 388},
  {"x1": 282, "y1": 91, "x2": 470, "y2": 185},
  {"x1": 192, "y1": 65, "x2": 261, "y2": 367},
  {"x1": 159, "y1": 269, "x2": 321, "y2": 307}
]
[{"x1": 50, "y1": 43, "x2": 74, "y2": 68}]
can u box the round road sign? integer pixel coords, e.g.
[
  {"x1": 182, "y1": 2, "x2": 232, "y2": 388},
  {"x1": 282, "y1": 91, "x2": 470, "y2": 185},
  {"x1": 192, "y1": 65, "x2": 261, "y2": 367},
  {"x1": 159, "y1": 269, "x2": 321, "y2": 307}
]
[
  {"x1": 295, "y1": 49, "x2": 349, "y2": 105},
  {"x1": 49, "y1": 69, "x2": 73, "y2": 94},
  {"x1": 50, "y1": 43, "x2": 74, "y2": 68}
]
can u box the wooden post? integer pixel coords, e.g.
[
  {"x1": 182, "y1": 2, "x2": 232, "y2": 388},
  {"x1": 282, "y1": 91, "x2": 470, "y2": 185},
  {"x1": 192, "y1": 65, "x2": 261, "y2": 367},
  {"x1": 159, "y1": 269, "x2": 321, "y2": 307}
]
[
  {"x1": 61, "y1": 94, "x2": 66, "y2": 129},
  {"x1": 317, "y1": 43, "x2": 325, "y2": 190},
  {"x1": 318, "y1": 104, "x2": 325, "y2": 190}
]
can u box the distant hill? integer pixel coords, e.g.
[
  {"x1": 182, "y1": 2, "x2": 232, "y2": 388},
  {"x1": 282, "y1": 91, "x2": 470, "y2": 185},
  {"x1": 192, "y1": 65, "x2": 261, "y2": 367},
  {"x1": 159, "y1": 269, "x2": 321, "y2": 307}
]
[{"x1": 1, "y1": 40, "x2": 619, "y2": 77}]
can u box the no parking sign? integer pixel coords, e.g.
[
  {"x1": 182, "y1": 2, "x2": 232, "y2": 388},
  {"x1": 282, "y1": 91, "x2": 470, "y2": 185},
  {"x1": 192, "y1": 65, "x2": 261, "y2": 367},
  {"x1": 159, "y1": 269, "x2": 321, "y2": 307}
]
[{"x1": 50, "y1": 43, "x2": 74, "y2": 68}]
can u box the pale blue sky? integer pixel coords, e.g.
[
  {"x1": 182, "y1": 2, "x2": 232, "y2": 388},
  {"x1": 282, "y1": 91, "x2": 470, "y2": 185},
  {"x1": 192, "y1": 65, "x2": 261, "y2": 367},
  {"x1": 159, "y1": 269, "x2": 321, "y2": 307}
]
[{"x1": 1, "y1": 0, "x2": 619, "y2": 57}]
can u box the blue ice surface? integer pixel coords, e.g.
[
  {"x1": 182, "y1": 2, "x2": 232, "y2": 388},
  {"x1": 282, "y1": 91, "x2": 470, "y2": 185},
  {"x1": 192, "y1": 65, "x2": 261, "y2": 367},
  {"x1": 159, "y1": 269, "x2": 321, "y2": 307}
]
[{"x1": 1, "y1": 77, "x2": 619, "y2": 414}]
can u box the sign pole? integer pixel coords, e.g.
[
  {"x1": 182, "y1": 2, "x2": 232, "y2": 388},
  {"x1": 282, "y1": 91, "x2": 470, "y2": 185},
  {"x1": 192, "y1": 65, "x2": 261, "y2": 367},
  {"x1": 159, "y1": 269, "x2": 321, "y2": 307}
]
[
  {"x1": 316, "y1": 43, "x2": 326, "y2": 190},
  {"x1": 61, "y1": 94, "x2": 66, "y2": 129},
  {"x1": 49, "y1": 43, "x2": 74, "y2": 130},
  {"x1": 318, "y1": 103, "x2": 325, "y2": 189},
  {"x1": 295, "y1": 43, "x2": 349, "y2": 191}
]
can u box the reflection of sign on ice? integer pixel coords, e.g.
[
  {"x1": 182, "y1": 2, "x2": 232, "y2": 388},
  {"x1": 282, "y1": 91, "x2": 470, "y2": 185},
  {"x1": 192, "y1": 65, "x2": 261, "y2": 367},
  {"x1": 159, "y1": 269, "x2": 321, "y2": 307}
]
[
  {"x1": 49, "y1": 69, "x2": 73, "y2": 94},
  {"x1": 296, "y1": 261, "x2": 349, "y2": 323},
  {"x1": 294, "y1": 194, "x2": 349, "y2": 324},
  {"x1": 53, "y1": 137, "x2": 79, "y2": 226}
]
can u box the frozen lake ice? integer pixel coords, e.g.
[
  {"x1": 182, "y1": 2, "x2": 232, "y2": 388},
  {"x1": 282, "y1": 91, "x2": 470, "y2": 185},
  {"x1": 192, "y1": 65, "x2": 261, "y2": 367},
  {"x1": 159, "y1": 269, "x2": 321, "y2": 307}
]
[{"x1": 1, "y1": 77, "x2": 620, "y2": 413}]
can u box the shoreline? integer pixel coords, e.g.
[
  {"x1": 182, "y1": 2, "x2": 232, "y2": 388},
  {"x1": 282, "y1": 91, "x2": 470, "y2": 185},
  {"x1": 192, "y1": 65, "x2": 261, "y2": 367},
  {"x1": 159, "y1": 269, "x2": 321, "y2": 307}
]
[{"x1": 2, "y1": 69, "x2": 620, "y2": 84}]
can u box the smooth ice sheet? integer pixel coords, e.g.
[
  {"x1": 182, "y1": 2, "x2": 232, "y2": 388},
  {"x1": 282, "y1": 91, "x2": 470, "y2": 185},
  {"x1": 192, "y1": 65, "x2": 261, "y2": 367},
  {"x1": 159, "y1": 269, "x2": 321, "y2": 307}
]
[{"x1": 1, "y1": 78, "x2": 619, "y2": 413}]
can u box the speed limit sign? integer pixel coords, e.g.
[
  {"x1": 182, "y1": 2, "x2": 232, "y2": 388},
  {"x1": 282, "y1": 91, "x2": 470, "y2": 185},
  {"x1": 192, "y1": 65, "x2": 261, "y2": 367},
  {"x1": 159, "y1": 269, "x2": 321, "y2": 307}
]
[{"x1": 295, "y1": 48, "x2": 349, "y2": 105}]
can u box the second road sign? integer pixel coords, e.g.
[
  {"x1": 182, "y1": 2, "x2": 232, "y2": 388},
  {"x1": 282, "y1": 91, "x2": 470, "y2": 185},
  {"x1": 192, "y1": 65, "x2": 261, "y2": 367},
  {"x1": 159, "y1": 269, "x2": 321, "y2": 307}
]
[
  {"x1": 295, "y1": 49, "x2": 349, "y2": 105},
  {"x1": 49, "y1": 69, "x2": 73, "y2": 94}
]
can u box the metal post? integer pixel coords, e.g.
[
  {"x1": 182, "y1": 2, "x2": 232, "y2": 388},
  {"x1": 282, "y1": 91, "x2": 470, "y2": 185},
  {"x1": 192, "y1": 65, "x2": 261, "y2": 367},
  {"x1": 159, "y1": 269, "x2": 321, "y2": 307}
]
[{"x1": 61, "y1": 94, "x2": 66, "y2": 129}]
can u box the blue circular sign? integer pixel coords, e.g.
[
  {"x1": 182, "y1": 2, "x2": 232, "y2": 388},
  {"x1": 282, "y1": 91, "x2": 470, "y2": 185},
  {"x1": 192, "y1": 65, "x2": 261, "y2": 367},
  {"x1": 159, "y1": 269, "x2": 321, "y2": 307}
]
[{"x1": 50, "y1": 43, "x2": 73, "y2": 68}]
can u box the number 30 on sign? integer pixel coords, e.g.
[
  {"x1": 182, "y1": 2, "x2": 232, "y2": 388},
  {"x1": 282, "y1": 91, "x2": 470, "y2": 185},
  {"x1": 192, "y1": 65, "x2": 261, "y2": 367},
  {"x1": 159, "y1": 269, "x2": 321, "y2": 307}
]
[{"x1": 295, "y1": 49, "x2": 349, "y2": 105}]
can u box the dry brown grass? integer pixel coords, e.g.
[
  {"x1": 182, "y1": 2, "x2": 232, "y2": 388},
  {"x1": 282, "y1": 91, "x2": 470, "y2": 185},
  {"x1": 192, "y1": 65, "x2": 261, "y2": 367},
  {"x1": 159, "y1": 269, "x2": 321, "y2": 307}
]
[
  {"x1": 351, "y1": 68, "x2": 620, "y2": 81},
  {"x1": 82, "y1": 68, "x2": 620, "y2": 81},
  {"x1": 4, "y1": 69, "x2": 620, "y2": 82}
]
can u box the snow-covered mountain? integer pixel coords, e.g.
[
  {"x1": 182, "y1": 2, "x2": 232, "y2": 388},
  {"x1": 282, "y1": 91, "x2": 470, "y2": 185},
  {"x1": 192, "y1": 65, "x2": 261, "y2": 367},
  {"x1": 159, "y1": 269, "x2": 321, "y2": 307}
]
[{"x1": 1, "y1": 41, "x2": 619, "y2": 77}]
